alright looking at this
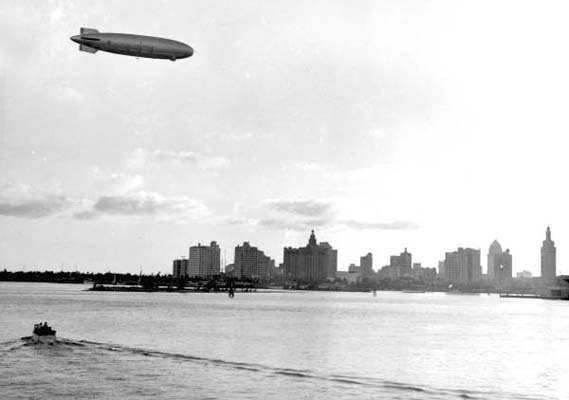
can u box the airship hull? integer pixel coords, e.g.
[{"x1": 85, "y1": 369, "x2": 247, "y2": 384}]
[{"x1": 70, "y1": 28, "x2": 193, "y2": 61}]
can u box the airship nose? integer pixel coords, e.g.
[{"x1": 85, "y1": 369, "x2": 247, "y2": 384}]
[{"x1": 184, "y1": 45, "x2": 194, "y2": 58}]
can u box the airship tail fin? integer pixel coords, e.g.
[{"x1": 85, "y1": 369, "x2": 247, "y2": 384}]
[
  {"x1": 79, "y1": 44, "x2": 98, "y2": 53},
  {"x1": 80, "y1": 27, "x2": 99, "y2": 35}
]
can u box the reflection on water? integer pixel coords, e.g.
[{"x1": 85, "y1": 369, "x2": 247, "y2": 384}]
[{"x1": 1, "y1": 282, "x2": 568, "y2": 399}]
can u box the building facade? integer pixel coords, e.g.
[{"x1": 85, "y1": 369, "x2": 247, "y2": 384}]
[
  {"x1": 541, "y1": 226, "x2": 556, "y2": 281},
  {"x1": 172, "y1": 259, "x2": 188, "y2": 278},
  {"x1": 496, "y1": 249, "x2": 512, "y2": 283},
  {"x1": 283, "y1": 230, "x2": 338, "y2": 282},
  {"x1": 443, "y1": 247, "x2": 482, "y2": 284},
  {"x1": 412, "y1": 263, "x2": 437, "y2": 282},
  {"x1": 319, "y1": 242, "x2": 338, "y2": 278},
  {"x1": 360, "y1": 253, "x2": 374, "y2": 276},
  {"x1": 233, "y1": 242, "x2": 275, "y2": 279},
  {"x1": 438, "y1": 260, "x2": 446, "y2": 278},
  {"x1": 387, "y1": 248, "x2": 412, "y2": 278},
  {"x1": 487, "y1": 240, "x2": 502, "y2": 282},
  {"x1": 188, "y1": 241, "x2": 220, "y2": 278},
  {"x1": 487, "y1": 240, "x2": 512, "y2": 284},
  {"x1": 516, "y1": 270, "x2": 533, "y2": 279},
  {"x1": 348, "y1": 263, "x2": 360, "y2": 273},
  {"x1": 335, "y1": 270, "x2": 362, "y2": 284}
]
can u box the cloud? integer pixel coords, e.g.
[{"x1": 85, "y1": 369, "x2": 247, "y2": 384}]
[
  {"x1": 340, "y1": 220, "x2": 419, "y2": 230},
  {"x1": 88, "y1": 169, "x2": 145, "y2": 195},
  {"x1": 0, "y1": 197, "x2": 71, "y2": 218},
  {"x1": 76, "y1": 191, "x2": 209, "y2": 221},
  {"x1": 224, "y1": 198, "x2": 420, "y2": 232},
  {"x1": 0, "y1": 183, "x2": 77, "y2": 218},
  {"x1": 253, "y1": 216, "x2": 419, "y2": 232},
  {"x1": 127, "y1": 148, "x2": 229, "y2": 171},
  {"x1": 73, "y1": 210, "x2": 99, "y2": 220},
  {"x1": 108, "y1": 173, "x2": 144, "y2": 194},
  {"x1": 266, "y1": 199, "x2": 335, "y2": 217},
  {"x1": 257, "y1": 217, "x2": 331, "y2": 231},
  {"x1": 0, "y1": 181, "x2": 210, "y2": 222}
]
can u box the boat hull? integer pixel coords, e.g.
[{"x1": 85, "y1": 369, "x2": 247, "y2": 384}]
[{"x1": 31, "y1": 333, "x2": 56, "y2": 345}]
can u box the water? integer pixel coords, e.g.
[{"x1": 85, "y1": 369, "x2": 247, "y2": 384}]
[{"x1": 1, "y1": 282, "x2": 568, "y2": 399}]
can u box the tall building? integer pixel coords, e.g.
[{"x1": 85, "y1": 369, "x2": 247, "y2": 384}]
[
  {"x1": 389, "y1": 248, "x2": 412, "y2": 278},
  {"x1": 497, "y1": 249, "x2": 512, "y2": 282},
  {"x1": 283, "y1": 230, "x2": 338, "y2": 282},
  {"x1": 172, "y1": 259, "x2": 188, "y2": 278},
  {"x1": 487, "y1": 240, "x2": 502, "y2": 281},
  {"x1": 319, "y1": 242, "x2": 338, "y2": 278},
  {"x1": 541, "y1": 226, "x2": 556, "y2": 281},
  {"x1": 360, "y1": 253, "x2": 374, "y2": 276},
  {"x1": 438, "y1": 260, "x2": 446, "y2": 278},
  {"x1": 234, "y1": 242, "x2": 275, "y2": 279},
  {"x1": 188, "y1": 241, "x2": 220, "y2": 278},
  {"x1": 443, "y1": 247, "x2": 482, "y2": 284},
  {"x1": 487, "y1": 240, "x2": 512, "y2": 284}
]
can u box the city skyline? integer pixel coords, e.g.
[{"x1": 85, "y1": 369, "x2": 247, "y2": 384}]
[
  {"x1": 2, "y1": 1, "x2": 569, "y2": 276},
  {"x1": 167, "y1": 227, "x2": 557, "y2": 279}
]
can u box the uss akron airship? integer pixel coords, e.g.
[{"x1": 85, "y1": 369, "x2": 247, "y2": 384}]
[{"x1": 70, "y1": 28, "x2": 193, "y2": 61}]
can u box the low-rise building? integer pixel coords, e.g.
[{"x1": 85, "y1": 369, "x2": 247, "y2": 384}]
[
  {"x1": 336, "y1": 270, "x2": 362, "y2": 284},
  {"x1": 516, "y1": 270, "x2": 533, "y2": 279},
  {"x1": 348, "y1": 263, "x2": 361, "y2": 273}
]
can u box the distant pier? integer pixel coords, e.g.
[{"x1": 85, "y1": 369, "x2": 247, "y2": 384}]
[{"x1": 499, "y1": 293, "x2": 569, "y2": 300}]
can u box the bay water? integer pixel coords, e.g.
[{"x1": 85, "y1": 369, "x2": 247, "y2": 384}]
[{"x1": 1, "y1": 282, "x2": 568, "y2": 399}]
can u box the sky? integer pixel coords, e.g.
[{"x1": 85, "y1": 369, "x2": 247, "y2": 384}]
[{"x1": 1, "y1": 0, "x2": 569, "y2": 276}]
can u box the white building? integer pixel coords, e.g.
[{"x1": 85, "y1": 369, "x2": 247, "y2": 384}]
[{"x1": 188, "y1": 241, "x2": 220, "y2": 278}]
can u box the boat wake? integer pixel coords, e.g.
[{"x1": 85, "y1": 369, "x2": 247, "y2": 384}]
[
  {"x1": 58, "y1": 339, "x2": 544, "y2": 400},
  {"x1": 0, "y1": 336, "x2": 552, "y2": 400},
  {"x1": 14, "y1": 336, "x2": 87, "y2": 348}
]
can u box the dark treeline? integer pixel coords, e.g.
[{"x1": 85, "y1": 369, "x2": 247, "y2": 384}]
[
  {"x1": 0, "y1": 269, "x2": 159, "y2": 285},
  {"x1": 0, "y1": 269, "x2": 538, "y2": 294},
  {"x1": 0, "y1": 269, "x2": 261, "y2": 291}
]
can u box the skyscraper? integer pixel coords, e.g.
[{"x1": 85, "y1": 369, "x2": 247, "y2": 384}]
[
  {"x1": 443, "y1": 247, "x2": 482, "y2": 284},
  {"x1": 233, "y1": 242, "x2": 275, "y2": 279},
  {"x1": 389, "y1": 248, "x2": 412, "y2": 278},
  {"x1": 283, "y1": 230, "x2": 338, "y2": 282},
  {"x1": 541, "y1": 226, "x2": 556, "y2": 281},
  {"x1": 360, "y1": 253, "x2": 373, "y2": 276},
  {"x1": 487, "y1": 240, "x2": 502, "y2": 281},
  {"x1": 498, "y1": 249, "x2": 512, "y2": 283},
  {"x1": 319, "y1": 241, "x2": 338, "y2": 278},
  {"x1": 188, "y1": 241, "x2": 220, "y2": 278},
  {"x1": 487, "y1": 240, "x2": 512, "y2": 284}
]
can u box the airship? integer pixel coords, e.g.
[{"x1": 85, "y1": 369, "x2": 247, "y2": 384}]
[{"x1": 70, "y1": 28, "x2": 193, "y2": 61}]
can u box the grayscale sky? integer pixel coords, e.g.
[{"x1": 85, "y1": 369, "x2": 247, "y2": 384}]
[{"x1": 1, "y1": 0, "x2": 568, "y2": 275}]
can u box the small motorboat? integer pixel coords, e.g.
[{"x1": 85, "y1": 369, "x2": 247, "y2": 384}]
[{"x1": 32, "y1": 322, "x2": 56, "y2": 345}]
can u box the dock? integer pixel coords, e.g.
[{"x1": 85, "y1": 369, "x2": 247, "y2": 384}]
[{"x1": 499, "y1": 293, "x2": 568, "y2": 300}]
